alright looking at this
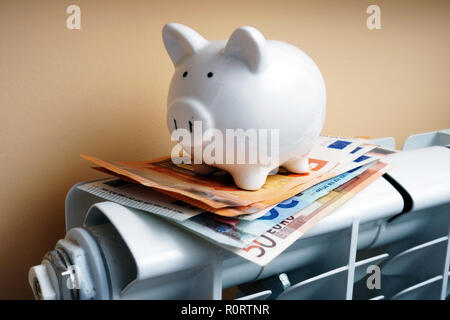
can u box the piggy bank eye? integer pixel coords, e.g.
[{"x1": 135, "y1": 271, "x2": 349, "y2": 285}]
[
  {"x1": 182, "y1": 71, "x2": 188, "y2": 78},
  {"x1": 207, "y1": 72, "x2": 214, "y2": 78}
]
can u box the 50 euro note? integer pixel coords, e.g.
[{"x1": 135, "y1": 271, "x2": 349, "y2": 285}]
[
  {"x1": 77, "y1": 164, "x2": 379, "y2": 249},
  {"x1": 220, "y1": 160, "x2": 394, "y2": 266},
  {"x1": 204, "y1": 162, "x2": 375, "y2": 237},
  {"x1": 89, "y1": 156, "x2": 363, "y2": 218},
  {"x1": 170, "y1": 164, "x2": 377, "y2": 248},
  {"x1": 81, "y1": 136, "x2": 369, "y2": 217},
  {"x1": 172, "y1": 145, "x2": 384, "y2": 219}
]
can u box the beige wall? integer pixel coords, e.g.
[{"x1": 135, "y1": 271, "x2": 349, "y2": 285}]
[{"x1": 0, "y1": 0, "x2": 449, "y2": 299}]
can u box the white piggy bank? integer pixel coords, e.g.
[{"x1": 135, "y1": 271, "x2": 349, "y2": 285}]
[{"x1": 163, "y1": 23, "x2": 326, "y2": 190}]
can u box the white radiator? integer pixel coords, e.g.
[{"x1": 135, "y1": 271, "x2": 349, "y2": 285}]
[{"x1": 29, "y1": 130, "x2": 450, "y2": 300}]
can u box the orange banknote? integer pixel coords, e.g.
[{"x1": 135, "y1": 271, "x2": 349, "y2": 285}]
[{"x1": 82, "y1": 136, "x2": 379, "y2": 216}]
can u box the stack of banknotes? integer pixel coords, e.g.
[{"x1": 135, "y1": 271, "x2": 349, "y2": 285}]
[{"x1": 80, "y1": 135, "x2": 394, "y2": 266}]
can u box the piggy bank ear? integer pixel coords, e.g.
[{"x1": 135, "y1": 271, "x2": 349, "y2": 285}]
[
  {"x1": 224, "y1": 26, "x2": 267, "y2": 72},
  {"x1": 162, "y1": 23, "x2": 207, "y2": 67}
]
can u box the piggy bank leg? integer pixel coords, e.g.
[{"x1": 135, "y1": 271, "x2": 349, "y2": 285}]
[
  {"x1": 230, "y1": 167, "x2": 269, "y2": 191},
  {"x1": 283, "y1": 156, "x2": 310, "y2": 173},
  {"x1": 193, "y1": 163, "x2": 218, "y2": 175}
]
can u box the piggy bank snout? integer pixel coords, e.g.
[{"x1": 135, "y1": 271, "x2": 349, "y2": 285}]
[{"x1": 167, "y1": 99, "x2": 213, "y2": 143}]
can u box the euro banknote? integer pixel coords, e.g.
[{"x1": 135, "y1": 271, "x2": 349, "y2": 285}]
[
  {"x1": 167, "y1": 163, "x2": 380, "y2": 248},
  {"x1": 223, "y1": 160, "x2": 393, "y2": 265},
  {"x1": 205, "y1": 162, "x2": 374, "y2": 237},
  {"x1": 256, "y1": 145, "x2": 386, "y2": 208},
  {"x1": 88, "y1": 151, "x2": 375, "y2": 218},
  {"x1": 78, "y1": 162, "x2": 379, "y2": 248},
  {"x1": 82, "y1": 136, "x2": 370, "y2": 216}
]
